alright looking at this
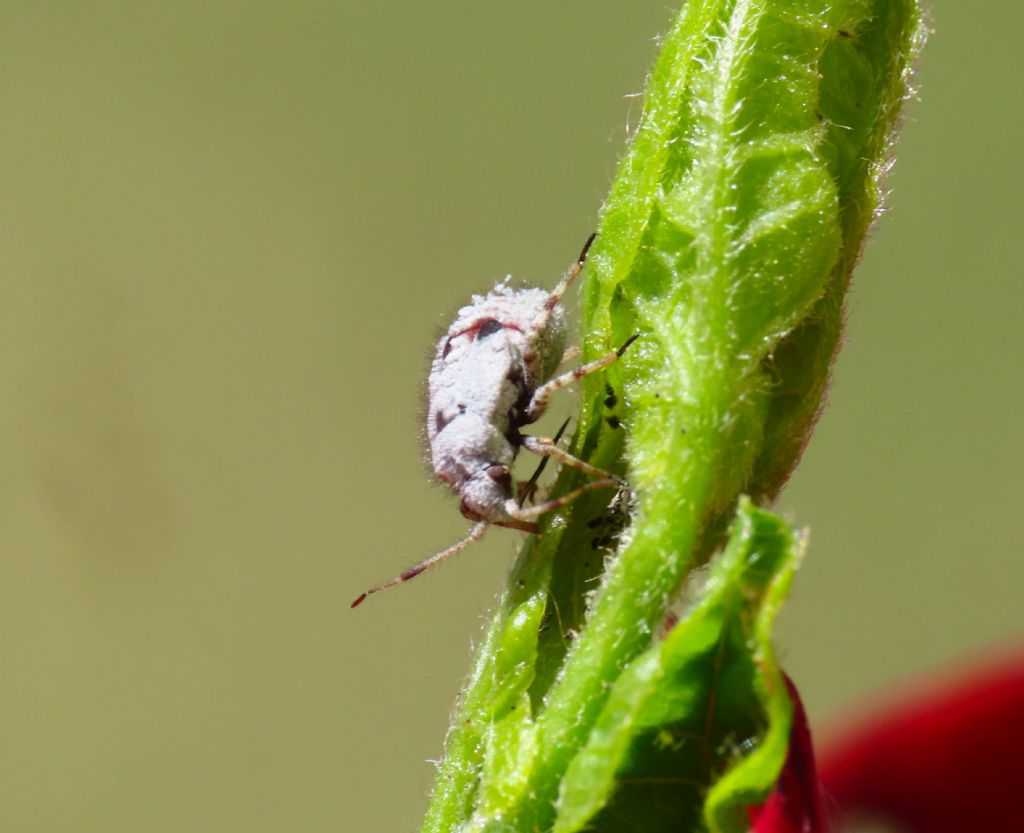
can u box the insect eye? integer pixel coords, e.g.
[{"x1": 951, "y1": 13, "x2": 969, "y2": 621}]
[{"x1": 476, "y1": 319, "x2": 502, "y2": 339}]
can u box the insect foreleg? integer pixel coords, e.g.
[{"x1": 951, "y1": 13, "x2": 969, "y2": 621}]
[{"x1": 524, "y1": 334, "x2": 639, "y2": 424}]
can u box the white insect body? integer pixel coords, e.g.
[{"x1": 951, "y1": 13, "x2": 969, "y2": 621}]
[
  {"x1": 352, "y1": 235, "x2": 634, "y2": 607},
  {"x1": 428, "y1": 282, "x2": 567, "y2": 533}
]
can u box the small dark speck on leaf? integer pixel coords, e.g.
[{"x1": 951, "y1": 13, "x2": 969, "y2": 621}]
[{"x1": 604, "y1": 383, "x2": 618, "y2": 409}]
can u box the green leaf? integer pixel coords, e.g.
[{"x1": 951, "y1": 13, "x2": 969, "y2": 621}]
[
  {"x1": 419, "y1": 1, "x2": 924, "y2": 831},
  {"x1": 553, "y1": 501, "x2": 802, "y2": 833},
  {"x1": 750, "y1": 0, "x2": 930, "y2": 501},
  {"x1": 419, "y1": 570, "x2": 550, "y2": 831}
]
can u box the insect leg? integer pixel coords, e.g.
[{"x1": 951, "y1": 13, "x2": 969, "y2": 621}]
[
  {"x1": 518, "y1": 417, "x2": 571, "y2": 507},
  {"x1": 520, "y1": 434, "x2": 624, "y2": 484},
  {"x1": 524, "y1": 334, "x2": 639, "y2": 423},
  {"x1": 558, "y1": 344, "x2": 582, "y2": 366},
  {"x1": 505, "y1": 478, "x2": 619, "y2": 521},
  {"x1": 350, "y1": 521, "x2": 488, "y2": 608}
]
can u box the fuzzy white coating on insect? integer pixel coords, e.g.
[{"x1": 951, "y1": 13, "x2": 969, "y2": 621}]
[
  {"x1": 350, "y1": 235, "x2": 632, "y2": 608},
  {"x1": 427, "y1": 280, "x2": 567, "y2": 525}
]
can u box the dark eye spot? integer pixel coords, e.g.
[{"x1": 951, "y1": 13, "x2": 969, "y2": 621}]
[
  {"x1": 476, "y1": 319, "x2": 502, "y2": 339},
  {"x1": 435, "y1": 410, "x2": 451, "y2": 433},
  {"x1": 442, "y1": 339, "x2": 453, "y2": 358}
]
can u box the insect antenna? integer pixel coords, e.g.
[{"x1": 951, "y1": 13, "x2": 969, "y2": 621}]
[{"x1": 351, "y1": 521, "x2": 488, "y2": 608}]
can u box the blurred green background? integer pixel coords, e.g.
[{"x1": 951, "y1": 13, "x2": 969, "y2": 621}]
[{"x1": 0, "y1": 2, "x2": 1019, "y2": 831}]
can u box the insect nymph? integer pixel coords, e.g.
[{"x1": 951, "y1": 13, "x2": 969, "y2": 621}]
[{"x1": 352, "y1": 235, "x2": 635, "y2": 607}]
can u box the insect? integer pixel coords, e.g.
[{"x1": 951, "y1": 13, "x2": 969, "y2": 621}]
[{"x1": 351, "y1": 234, "x2": 636, "y2": 608}]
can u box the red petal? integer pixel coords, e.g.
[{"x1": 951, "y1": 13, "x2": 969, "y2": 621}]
[
  {"x1": 749, "y1": 674, "x2": 826, "y2": 833},
  {"x1": 818, "y1": 651, "x2": 1024, "y2": 833}
]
